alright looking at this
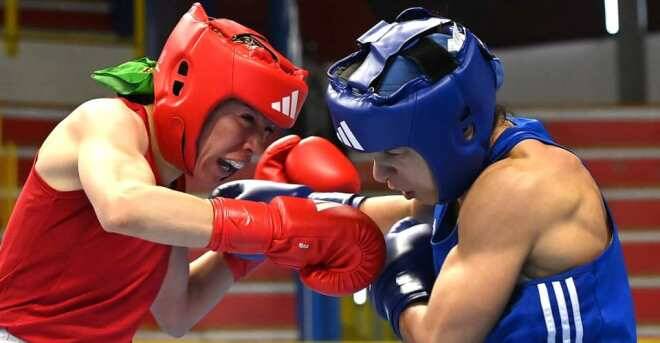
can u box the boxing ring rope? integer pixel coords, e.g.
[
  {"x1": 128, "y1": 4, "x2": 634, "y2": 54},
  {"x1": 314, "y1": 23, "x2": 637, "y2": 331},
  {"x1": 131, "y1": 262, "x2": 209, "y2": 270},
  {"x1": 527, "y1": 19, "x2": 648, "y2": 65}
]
[
  {"x1": 0, "y1": 114, "x2": 18, "y2": 233},
  {"x1": 133, "y1": 0, "x2": 146, "y2": 58},
  {"x1": 3, "y1": 0, "x2": 18, "y2": 57}
]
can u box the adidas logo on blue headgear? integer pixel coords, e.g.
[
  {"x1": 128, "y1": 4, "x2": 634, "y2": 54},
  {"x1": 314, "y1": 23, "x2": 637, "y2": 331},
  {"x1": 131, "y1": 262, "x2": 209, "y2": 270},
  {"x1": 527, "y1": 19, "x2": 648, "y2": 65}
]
[{"x1": 325, "y1": 7, "x2": 504, "y2": 203}]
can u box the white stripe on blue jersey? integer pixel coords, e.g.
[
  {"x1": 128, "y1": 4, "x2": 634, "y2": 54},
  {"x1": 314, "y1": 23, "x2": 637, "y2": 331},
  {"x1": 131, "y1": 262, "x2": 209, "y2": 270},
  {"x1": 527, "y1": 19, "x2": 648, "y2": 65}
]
[
  {"x1": 565, "y1": 277, "x2": 584, "y2": 343},
  {"x1": 537, "y1": 283, "x2": 556, "y2": 343},
  {"x1": 538, "y1": 278, "x2": 584, "y2": 343},
  {"x1": 552, "y1": 281, "x2": 571, "y2": 343}
]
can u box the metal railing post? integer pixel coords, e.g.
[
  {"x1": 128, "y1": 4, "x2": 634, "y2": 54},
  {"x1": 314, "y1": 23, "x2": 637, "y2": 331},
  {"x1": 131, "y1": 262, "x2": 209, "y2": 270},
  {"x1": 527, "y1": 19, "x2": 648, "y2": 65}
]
[
  {"x1": 134, "y1": 0, "x2": 146, "y2": 57},
  {"x1": 4, "y1": 0, "x2": 19, "y2": 56}
]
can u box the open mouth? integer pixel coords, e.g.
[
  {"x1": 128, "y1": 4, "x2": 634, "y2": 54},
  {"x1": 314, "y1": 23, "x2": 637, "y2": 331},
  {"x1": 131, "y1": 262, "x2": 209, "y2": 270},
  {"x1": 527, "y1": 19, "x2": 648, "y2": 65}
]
[{"x1": 217, "y1": 159, "x2": 246, "y2": 181}]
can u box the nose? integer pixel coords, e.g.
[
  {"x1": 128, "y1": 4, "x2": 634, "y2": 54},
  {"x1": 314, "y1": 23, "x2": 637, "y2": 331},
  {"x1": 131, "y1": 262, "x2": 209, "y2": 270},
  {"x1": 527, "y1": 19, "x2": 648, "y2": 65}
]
[
  {"x1": 243, "y1": 130, "x2": 268, "y2": 156},
  {"x1": 372, "y1": 154, "x2": 394, "y2": 184}
]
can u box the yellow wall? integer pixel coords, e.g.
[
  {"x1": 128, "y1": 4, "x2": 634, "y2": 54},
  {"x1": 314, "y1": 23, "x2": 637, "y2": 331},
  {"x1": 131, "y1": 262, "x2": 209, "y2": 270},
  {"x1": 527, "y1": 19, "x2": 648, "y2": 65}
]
[{"x1": 0, "y1": 115, "x2": 18, "y2": 230}]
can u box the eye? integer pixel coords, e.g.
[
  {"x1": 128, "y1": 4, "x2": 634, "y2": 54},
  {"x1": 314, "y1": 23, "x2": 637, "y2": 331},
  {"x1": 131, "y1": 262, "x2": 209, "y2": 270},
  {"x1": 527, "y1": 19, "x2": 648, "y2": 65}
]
[
  {"x1": 385, "y1": 148, "x2": 405, "y2": 156},
  {"x1": 264, "y1": 126, "x2": 276, "y2": 136},
  {"x1": 240, "y1": 113, "x2": 256, "y2": 124}
]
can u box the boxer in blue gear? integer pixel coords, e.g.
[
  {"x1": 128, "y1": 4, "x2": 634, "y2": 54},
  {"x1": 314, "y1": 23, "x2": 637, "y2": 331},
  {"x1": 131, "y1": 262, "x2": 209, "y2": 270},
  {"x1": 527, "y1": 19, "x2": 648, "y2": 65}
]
[{"x1": 325, "y1": 7, "x2": 636, "y2": 342}]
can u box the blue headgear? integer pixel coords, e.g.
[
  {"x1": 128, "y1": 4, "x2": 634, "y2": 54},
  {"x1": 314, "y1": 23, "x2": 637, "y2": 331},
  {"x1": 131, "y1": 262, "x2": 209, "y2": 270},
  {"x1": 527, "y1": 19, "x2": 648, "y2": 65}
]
[{"x1": 325, "y1": 7, "x2": 504, "y2": 203}]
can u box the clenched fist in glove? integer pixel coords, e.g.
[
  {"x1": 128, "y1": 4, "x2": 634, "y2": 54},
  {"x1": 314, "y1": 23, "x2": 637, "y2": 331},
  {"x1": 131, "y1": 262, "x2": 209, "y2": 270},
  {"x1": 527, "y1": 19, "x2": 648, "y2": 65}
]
[
  {"x1": 255, "y1": 135, "x2": 361, "y2": 193},
  {"x1": 207, "y1": 195, "x2": 385, "y2": 296},
  {"x1": 369, "y1": 217, "x2": 435, "y2": 338}
]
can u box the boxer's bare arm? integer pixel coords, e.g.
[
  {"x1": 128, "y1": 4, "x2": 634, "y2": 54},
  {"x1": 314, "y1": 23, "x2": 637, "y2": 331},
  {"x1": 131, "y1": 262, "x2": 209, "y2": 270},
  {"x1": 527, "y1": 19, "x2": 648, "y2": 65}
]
[
  {"x1": 398, "y1": 166, "x2": 548, "y2": 343},
  {"x1": 75, "y1": 99, "x2": 214, "y2": 247},
  {"x1": 359, "y1": 196, "x2": 434, "y2": 233},
  {"x1": 151, "y1": 248, "x2": 235, "y2": 337}
]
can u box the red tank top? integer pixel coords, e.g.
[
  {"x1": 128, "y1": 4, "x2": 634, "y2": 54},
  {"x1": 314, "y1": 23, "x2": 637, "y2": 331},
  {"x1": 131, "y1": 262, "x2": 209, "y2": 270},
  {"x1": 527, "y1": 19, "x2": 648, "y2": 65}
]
[{"x1": 0, "y1": 98, "x2": 171, "y2": 342}]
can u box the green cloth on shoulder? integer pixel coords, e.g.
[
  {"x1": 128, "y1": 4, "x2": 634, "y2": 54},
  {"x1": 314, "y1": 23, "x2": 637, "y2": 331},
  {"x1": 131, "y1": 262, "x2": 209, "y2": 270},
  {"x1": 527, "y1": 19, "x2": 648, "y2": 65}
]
[{"x1": 91, "y1": 57, "x2": 156, "y2": 96}]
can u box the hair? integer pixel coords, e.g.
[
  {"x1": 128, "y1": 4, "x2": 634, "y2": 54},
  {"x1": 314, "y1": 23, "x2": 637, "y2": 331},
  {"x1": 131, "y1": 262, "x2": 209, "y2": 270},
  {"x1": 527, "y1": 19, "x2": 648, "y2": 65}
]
[{"x1": 493, "y1": 103, "x2": 508, "y2": 129}]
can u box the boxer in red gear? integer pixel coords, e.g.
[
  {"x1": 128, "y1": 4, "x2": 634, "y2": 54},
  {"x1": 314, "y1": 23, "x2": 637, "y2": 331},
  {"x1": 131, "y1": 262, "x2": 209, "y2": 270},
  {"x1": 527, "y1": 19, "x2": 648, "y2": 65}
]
[{"x1": 0, "y1": 3, "x2": 384, "y2": 342}]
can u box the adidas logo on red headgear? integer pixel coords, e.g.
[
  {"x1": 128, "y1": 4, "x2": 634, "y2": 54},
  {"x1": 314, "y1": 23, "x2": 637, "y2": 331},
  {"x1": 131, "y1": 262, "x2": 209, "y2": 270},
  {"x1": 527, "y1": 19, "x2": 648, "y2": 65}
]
[{"x1": 271, "y1": 90, "x2": 300, "y2": 119}]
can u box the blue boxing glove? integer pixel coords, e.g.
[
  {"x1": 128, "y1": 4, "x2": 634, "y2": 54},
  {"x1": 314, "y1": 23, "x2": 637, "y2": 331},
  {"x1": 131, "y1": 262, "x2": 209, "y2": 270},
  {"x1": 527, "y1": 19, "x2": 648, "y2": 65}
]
[
  {"x1": 369, "y1": 217, "x2": 435, "y2": 338},
  {"x1": 211, "y1": 179, "x2": 312, "y2": 203},
  {"x1": 213, "y1": 179, "x2": 367, "y2": 209}
]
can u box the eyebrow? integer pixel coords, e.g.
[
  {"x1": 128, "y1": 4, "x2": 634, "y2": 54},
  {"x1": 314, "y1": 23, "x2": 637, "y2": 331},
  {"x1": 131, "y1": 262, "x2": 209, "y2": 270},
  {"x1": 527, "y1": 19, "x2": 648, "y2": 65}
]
[
  {"x1": 251, "y1": 111, "x2": 277, "y2": 131},
  {"x1": 258, "y1": 112, "x2": 276, "y2": 128}
]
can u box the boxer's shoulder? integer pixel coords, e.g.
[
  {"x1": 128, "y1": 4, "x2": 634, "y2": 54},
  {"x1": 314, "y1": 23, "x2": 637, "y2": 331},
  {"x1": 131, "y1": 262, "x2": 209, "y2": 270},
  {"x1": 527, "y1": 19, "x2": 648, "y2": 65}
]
[
  {"x1": 472, "y1": 140, "x2": 584, "y2": 215},
  {"x1": 461, "y1": 143, "x2": 581, "y2": 242},
  {"x1": 67, "y1": 98, "x2": 150, "y2": 154},
  {"x1": 35, "y1": 98, "x2": 150, "y2": 191},
  {"x1": 73, "y1": 98, "x2": 145, "y2": 133},
  {"x1": 460, "y1": 162, "x2": 541, "y2": 250},
  {"x1": 462, "y1": 139, "x2": 608, "y2": 277}
]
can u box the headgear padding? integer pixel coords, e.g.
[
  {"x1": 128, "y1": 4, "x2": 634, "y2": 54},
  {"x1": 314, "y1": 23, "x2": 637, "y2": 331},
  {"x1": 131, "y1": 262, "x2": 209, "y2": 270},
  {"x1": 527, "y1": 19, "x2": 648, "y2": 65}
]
[
  {"x1": 154, "y1": 3, "x2": 308, "y2": 174},
  {"x1": 326, "y1": 7, "x2": 503, "y2": 202}
]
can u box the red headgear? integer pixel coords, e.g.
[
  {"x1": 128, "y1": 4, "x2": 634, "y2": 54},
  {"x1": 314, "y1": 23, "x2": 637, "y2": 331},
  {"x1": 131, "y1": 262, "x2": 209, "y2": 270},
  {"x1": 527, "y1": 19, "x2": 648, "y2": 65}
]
[{"x1": 153, "y1": 3, "x2": 309, "y2": 174}]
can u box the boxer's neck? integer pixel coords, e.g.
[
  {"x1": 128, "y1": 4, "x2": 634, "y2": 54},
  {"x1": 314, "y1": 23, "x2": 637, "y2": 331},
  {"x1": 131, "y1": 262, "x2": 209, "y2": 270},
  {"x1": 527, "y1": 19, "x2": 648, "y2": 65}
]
[
  {"x1": 144, "y1": 104, "x2": 183, "y2": 186},
  {"x1": 488, "y1": 115, "x2": 512, "y2": 148}
]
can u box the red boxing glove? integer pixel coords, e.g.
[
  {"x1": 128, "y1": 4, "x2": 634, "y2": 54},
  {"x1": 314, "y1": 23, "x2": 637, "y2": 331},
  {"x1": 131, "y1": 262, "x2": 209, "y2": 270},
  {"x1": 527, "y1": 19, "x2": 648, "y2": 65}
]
[
  {"x1": 208, "y1": 196, "x2": 385, "y2": 296},
  {"x1": 254, "y1": 134, "x2": 301, "y2": 183},
  {"x1": 255, "y1": 135, "x2": 361, "y2": 193}
]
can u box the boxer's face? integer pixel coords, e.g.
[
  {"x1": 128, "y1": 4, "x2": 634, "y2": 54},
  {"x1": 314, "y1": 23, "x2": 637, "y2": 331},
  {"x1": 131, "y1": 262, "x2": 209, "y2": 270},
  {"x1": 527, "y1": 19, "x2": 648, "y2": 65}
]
[
  {"x1": 372, "y1": 147, "x2": 438, "y2": 204},
  {"x1": 193, "y1": 100, "x2": 278, "y2": 191}
]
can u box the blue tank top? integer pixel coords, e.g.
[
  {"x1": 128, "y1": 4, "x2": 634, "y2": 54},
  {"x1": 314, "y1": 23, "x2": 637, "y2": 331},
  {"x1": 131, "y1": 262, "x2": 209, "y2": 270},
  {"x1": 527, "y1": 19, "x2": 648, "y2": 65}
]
[{"x1": 430, "y1": 116, "x2": 637, "y2": 342}]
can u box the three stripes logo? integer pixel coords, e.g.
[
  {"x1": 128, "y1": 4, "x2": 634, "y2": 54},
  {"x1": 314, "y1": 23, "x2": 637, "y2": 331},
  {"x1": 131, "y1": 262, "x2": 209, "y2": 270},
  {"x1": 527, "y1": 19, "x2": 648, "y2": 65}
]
[
  {"x1": 537, "y1": 277, "x2": 583, "y2": 343},
  {"x1": 336, "y1": 120, "x2": 364, "y2": 151},
  {"x1": 271, "y1": 90, "x2": 300, "y2": 119}
]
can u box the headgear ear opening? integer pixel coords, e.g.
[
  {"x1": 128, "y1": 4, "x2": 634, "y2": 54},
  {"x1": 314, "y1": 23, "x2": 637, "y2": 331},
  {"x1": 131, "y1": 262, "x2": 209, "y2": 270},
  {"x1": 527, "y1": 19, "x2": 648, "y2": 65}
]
[
  {"x1": 177, "y1": 61, "x2": 189, "y2": 76},
  {"x1": 172, "y1": 81, "x2": 184, "y2": 96}
]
